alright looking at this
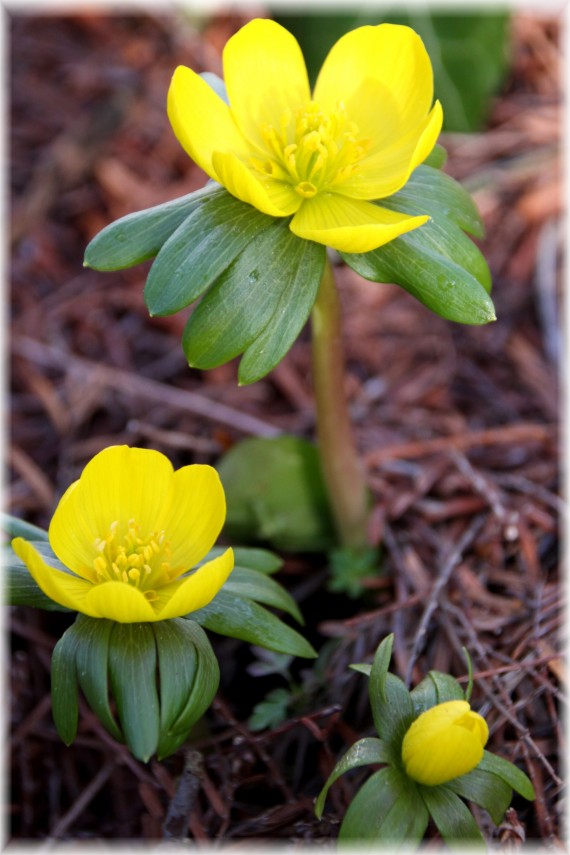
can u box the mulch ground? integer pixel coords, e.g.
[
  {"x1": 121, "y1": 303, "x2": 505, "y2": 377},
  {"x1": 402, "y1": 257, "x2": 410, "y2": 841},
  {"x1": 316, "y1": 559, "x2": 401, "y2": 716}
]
[{"x1": 9, "y1": 9, "x2": 562, "y2": 846}]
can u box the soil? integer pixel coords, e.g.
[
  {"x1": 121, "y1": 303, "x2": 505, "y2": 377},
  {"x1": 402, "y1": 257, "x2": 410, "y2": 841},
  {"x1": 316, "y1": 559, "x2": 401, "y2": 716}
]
[{"x1": 9, "y1": 9, "x2": 562, "y2": 847}]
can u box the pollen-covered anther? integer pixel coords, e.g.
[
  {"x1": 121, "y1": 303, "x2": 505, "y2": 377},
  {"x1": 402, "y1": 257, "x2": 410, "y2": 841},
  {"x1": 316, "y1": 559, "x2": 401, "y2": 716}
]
[
  {"x1": 90, "y1": 521, "x2": 174, "y2": 590},
  {"x1": 254, "y1": 100, "x2": 369, "y2": 196}
]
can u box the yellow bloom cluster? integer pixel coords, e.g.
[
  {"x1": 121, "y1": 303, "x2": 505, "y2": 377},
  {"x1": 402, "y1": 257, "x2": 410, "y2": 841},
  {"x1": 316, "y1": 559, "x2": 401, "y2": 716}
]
[
  {"x1": 12, "y1": 446, "x2": 233, "y2": 623},
  {"x1": 168, "y1": 18, "x2": 443, "y2": 253}
]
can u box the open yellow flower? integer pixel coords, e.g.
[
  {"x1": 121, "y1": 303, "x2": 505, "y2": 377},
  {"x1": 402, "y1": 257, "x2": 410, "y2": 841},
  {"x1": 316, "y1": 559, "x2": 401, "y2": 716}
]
[
  {"x1": 167, "y1": 19, "x2": 443, "y2": 254},
  {"x1": 402, "y1": 700, "x2": 489, "y2": 786},
  {"x1": 12, "y1": 446, "x2": 234, "y2": 623}
]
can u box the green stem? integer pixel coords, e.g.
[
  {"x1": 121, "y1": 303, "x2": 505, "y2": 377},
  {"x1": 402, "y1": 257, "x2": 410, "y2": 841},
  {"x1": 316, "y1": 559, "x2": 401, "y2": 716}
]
[{"x1": 311, "y1": 258, "x2": 369, "y2": 550}]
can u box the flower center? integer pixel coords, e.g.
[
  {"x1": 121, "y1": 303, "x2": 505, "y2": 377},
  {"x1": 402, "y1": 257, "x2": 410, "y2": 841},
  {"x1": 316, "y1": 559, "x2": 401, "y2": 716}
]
[
  {"x1": 90, "y1": 519, "x2": 180, "y2": 601},
  {"x1": 253, "y1": 101, "x2": 370, "y2": 197}
]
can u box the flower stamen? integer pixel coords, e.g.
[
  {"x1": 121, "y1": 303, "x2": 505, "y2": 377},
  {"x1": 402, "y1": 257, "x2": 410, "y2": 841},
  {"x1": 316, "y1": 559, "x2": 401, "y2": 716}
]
[
  {"x1": 89, "y1": 520, "x2": 178, "y2": 592},
  {"x1": 253, "y1": 100, "x2": 370, "y2": 197}
]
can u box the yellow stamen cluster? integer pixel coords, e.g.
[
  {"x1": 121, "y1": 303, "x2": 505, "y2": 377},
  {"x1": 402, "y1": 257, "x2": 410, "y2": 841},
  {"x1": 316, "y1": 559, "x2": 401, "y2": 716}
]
[
  {"x1": 91, "y1": 519, "x2": 176, "y2": 600},
  {"x1": 254, "y1": 100, "x2": 370, "y2": 198}
]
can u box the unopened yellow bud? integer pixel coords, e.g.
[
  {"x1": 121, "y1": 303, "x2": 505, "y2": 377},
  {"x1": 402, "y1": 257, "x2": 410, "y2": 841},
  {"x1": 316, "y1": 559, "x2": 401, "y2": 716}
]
[{"x1": 402, "y1": 700, "x2": 488, "y2": 786}]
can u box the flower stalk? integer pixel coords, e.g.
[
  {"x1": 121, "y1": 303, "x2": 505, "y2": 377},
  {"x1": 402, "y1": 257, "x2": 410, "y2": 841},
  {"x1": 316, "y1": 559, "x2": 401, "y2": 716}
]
[{"x1": 311, "y1": 258, "x2": 369, "y2": 549}]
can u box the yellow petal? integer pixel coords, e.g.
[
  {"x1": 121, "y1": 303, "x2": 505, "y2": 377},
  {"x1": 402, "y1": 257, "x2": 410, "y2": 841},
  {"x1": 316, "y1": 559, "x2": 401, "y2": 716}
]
[
  {"x1": 402, "y1": 701, "x2": 488, "y2": 786},
  {"x1": 211, "y1": 151, "x2": 300, "y2": 217},
  {"x1": 49, "y1": 446, "x2": 175, "y2": 575},
  {"x1": 11, "y1": 537, "x2": 93, "y2": 613},
  {"x1": 223, "y1": 19, "x2": 310, "y2": 150},
  {"x1": 342, "y1": 101, "x2": 443, "y2": 200},
  {"x1": 343, "y1": 77, "x2": 402, "y2": 153},
  {"x1": 167, "y1": 65, "x2": 249, "y2": 180},
  {"x1": 290, "y1": 194, "x2": 428, "y2": 253},
  {"x1": 156, "y1": 548, "x2": 234, "y2": 620},
  {"x1": 83, "y1": 581, "x2": 158, "y2": 623},
  {"x1": 166, "y1": 464, "x2": 227, "y2": 570},
  {"x1": 408, "y1": 100, "x2": 444, "y2": 172},
  {"x1": 43, "y1": 481, "x2": 96, "y2": 580},
  {"x1": 315, "y1": 24, "x2": 434, "y2": 131}
]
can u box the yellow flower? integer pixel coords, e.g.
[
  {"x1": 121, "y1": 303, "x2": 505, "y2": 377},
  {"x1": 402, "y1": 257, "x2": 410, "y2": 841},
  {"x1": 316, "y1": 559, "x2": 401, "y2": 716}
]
[
  {"x1": 12, "y1": 446, "x2": 234, "y2": 623},
  {"x1": 402, "y1": 700, "x2": 489, "y2": 786},
  {"x1": 167, "y1": 19, "x2": 443, "y2": 254}
]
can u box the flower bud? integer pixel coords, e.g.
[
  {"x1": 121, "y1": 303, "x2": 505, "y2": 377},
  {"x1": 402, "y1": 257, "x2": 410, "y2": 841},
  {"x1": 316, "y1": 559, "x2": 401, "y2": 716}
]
[{"x1": 402, "y1": 700, "x2": 489, "y2": 786}]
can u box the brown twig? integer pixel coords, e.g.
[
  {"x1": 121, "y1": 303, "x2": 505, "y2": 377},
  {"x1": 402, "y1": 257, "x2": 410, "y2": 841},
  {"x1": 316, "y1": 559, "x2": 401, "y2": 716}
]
[
  {"x1": 162, "y1": 750, "x2": 204, "y2": 840},
  {"x1": 365, "y1": 423, "x2": 556, "y2": 466},
  {"x1": 12, "y1": 335, "x2": 282, "y2": 439},
  {"x1": 404, "y1": 514, "x2": 487, "y2": 685}
]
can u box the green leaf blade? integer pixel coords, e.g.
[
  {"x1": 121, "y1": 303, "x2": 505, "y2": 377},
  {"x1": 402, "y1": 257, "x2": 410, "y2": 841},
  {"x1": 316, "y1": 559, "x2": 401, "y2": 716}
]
[
  {"x1": 153, "y1": 619, "x2": 198, "y2": 736},
  {"x1": 339, "y1": 766, "x2": 429, "y2": 846},
  {"x1": 388, "y1": 164, "x2": 485, "y2": 238},
  {"x1": 424, "y1": 144, "x2": 448, "y2": 170},
  {"x1": 315, "y1": 737, "x2": 390, "y2": 819},
  {"x1": 410, "y1": 671, "x2": 465, "y2": 715},
  {"x1": 108, "y1": 622, "x2": 160, "y2": 762},
  {"x1": 448, "y1": 767, "x2": 513, "y2": 825},
  {"x1": 233, "y1": 548, "x2": 284, "y2": 575},
  {"x1": 237, "y1": 240, "x2": 325, "y2": 385},
  {"x1": 156, "y1": 619, "x2": 219, "y2": 760},
  {"x1": 75, "y1": 615, "x2": 123, "y2": 741},
  {"x1": 383, "y1": 205, "x2": 491, "y2": 294},
  {"x1": 343, "y1": 232, "x2": 495, "y2": 326},
  {"x1": 191, "y1": 590, "x2": 317, "y2": 659},
  {"x1": 217, "y1": 436, "x2": 335, "y2": 553},
  {"x1": 478, "y1": 750, "x2": 535, "y2": 801},
  {"x1": 204, "y1": 546, "x2": 284, "y2": 575},
  {"x1": 84, "y1": 184, "x2": 219, "y2": 271},
  {"x1": 1, "y1": 512, "x2": 49, "y2": 541},
  {"x1": 248, "y1": 687, "x2": 291, "y2": 732},
  {"x1": 369, "y1": 636, "x2": 414, "y2": 762},
  {"x1": 223, "y1": 567, "x2": 304, "y2": 624},
  {"x1": 51, "y1": 620, "x2": 81, "y2": 745},
  {"x1": 144, "y1": 191, "x2": 273, "y2": 317},
  {"x1": 183, "y1": 223, "x2": 324, "y2": 380},
  {"x1": 419, "y1": 785, "x2": 486, "y2": 845}
]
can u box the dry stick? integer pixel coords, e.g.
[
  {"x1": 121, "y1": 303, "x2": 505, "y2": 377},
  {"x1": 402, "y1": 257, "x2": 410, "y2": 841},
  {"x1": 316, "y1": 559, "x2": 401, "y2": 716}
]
[
  {"x1": 442, "y1": 601, "x2": 562, "y2": 787},
  {"x1": 318, "y1": 593, "x2": 423, "y2": 637},
  {"x1": 41, "y1": 761, "x2": 116, "y2": 843},
  {"x1": 213, "y1": 697, "x2": 294, "y2": 801},
  {"x1": 162, "y1": 750, "x2": 204, "y2": 840},
  {"x1": 78, "y1": 700, "x2": 159, "y2": 789},
  {"x1": 383, "y1": 523, "x2": 411, "y2": 675},
  {"x1": 404, "y1": 514, "x2": 487, "y2": 686},
  {"x1": 455, "y1": 654, "x2": 564, "y2": 687},
  {"x1": 364, "y1": 422, "x2": 556, "y2": 466},
  {"x1": 520, "y1": 738, "x2": 555, "y2": 842},
  {"x1": 12, "y1": 335, "x2": 282, "y2": 438},
  {"x1": 448, "y1": 448, "x2": 519, "y2": 531},
  {"x1": 11, "y1": 694, "x2": 53, "y2": 749}
]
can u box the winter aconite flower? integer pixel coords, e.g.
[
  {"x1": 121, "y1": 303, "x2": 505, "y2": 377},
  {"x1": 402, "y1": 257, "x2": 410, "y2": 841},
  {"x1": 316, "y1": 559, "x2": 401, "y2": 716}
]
[
  {"x1": 402, "y1": 700, "x2": 489, "y2": 786},
  {"x1": 11, "y1": 446, "x2": 234, "y2": 623},
  {"x1": 168, "y1": 19, "x2": 443, "y2": 253}
]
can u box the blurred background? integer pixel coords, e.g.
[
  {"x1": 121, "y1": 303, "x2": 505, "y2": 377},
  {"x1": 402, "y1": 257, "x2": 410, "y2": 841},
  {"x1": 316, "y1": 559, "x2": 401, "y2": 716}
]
[{"x1": 9, "y1": 5, "x2": 561, "y2": 844}]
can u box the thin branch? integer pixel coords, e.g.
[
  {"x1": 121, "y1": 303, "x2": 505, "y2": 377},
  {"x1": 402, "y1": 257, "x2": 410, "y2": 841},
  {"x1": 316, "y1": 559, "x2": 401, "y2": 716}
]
[{"x1": 404, "y1": 514, "x2": 486, "y2": 685}]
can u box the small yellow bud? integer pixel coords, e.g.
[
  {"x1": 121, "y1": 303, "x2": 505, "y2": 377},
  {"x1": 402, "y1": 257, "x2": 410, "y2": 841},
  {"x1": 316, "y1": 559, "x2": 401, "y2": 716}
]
[{"x1": 402, "y1": 700, "x2": 488, "y2": 786}]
